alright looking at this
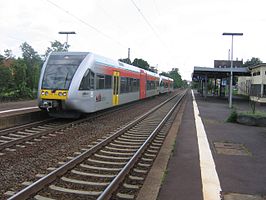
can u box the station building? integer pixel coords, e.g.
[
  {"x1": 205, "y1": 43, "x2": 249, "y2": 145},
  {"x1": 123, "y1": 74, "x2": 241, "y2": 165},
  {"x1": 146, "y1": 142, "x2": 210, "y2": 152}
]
[
  {"x1": 192, "y1": 61, "x2": 266, "y2": 104},
  {"x1": 238, "y1": 64, "x2": 266, "y2": 103}
]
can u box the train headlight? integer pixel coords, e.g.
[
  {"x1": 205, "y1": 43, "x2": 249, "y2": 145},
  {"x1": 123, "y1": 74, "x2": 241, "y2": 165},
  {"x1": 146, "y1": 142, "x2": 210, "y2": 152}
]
[
  {"x1": 41, "y1": 91, "x2": 45, "y2": 95},
  {"x1": 58, "y1": 92, "x2": 63, "y2": 96},
  {"x1": 63, "y1": 92, "x2": 67, "y2": 96},
  {"x1": 45, "y1": 91, "x2": 49, "y2": 96}
]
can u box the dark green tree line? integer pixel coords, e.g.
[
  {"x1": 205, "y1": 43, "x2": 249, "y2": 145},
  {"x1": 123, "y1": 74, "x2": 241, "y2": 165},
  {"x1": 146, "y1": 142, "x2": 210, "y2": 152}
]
[
  {"x1": 243, "y1": 57, "x2": 262, "y2": 67},
  {"x1": 160, "y1": 68, "x2": 188, "y2": 88},
  {"x1": 0, "y1": 40, "x2": 66, "y2": 101}
]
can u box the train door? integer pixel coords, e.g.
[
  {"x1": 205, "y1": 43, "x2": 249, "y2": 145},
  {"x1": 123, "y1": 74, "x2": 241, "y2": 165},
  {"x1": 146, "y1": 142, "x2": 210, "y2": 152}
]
[
  {"x1": 113, "y1": 71, "x2": 120, "y2": 105},
  {"x1": 139, "y1": 70, "x2": 146, "y2": 99}
]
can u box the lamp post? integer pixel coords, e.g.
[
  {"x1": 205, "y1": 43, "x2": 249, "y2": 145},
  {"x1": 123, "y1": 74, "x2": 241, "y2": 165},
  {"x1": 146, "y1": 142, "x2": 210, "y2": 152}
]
[
  {"x1": 222, "y1": 32, "x2": 243, "y2": 108},
  {"x1": 58, "y1": 31, "x2": 76, "y2": 49}
]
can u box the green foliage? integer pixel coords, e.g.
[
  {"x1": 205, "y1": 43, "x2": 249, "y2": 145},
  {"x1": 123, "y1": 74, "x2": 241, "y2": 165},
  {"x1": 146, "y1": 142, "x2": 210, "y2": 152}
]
[
  {"x1": 239, "y1": 111, "x2": 266, "y2": 118},
  {"x1": 169, "y1": 68, "x2": 183, "y2": 88},
  {"x1": 45, "y1": 40, "x2": 69, "y2": 59},
  {"x1": 243, "y1": 57, "x2": 262, "y2": 67},
  {"x1": 119, "y1": 58, "x2": 131, "y2": 65},
  {"x1": 0, "y1": 42, "x2": 42, "y2": 101},
  {"x1": 0, "y1": 65, "x2": 13, "y2": 93},
  {"x1": 132, "y1": 58, "x2": 149, "y2": 70},
  {"x1": 226, "y1": 109, "x2": 238, "y2": 123},
  {"x1": 20, "y1": 42, "x2": 42, "y2": 91},
  {"x1": 12, "y1": 58, "x2": 27, "y2": 85},
  {"x1": 160, "y1": 71, "x2": 169, "y2": 76},
  {"x1": 0, "y1": 54, "x2": 4, "y2": 63},
  {"x1": 182, "y1": 80, "x2": 189, "y2": 88},
  {"x1": 4, "y1": 49, "x2": 14, "y2": 59},
  {"x1": 161, "y1": 68, "x2": 186, "y2": 88}
]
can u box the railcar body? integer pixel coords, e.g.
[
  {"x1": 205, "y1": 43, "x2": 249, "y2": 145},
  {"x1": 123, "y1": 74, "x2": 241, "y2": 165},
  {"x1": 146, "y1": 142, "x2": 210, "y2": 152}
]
[
  {"x1": 159, "y1": 75, "x2": 174, "y2": 94},
  {"x1": 38, "y1": 52, "x2": 165, "y2": 117}
]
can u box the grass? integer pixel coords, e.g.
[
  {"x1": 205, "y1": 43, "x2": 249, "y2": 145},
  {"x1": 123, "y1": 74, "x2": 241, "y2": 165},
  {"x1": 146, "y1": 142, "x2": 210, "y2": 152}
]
[
  {"x1": 161, "y1": 169, "x2": 168, "y2": 185},
  {"x1": 239, "y1": 111, "x2": 266, "y2": 118},
  {"x1": 226, "y1": 109, "x2": 238, "y2": 123}
]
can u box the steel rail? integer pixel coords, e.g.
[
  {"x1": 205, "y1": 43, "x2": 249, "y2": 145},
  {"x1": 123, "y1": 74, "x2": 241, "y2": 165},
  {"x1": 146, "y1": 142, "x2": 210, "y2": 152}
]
[
  {"x1": 0, "y1": 118, "x2": 55, "y2": 136},
  {"x1": 0, "y1": 122, "x2": 70, "y2": 151},
  {"x1": 0, "y1": 99, "x2": 146, "y2": 151},
  {"x1": 97, "y1": 91, "x2": 186, "y2": 200},
  {"x1": 8, "y1": 92, "x2": 180, "y2": 200}
]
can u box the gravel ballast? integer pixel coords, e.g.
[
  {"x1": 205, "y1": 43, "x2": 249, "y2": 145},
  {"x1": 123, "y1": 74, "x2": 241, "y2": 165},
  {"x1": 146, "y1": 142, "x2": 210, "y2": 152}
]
[{"x1": 0, "y1": 94, "x2": 175, "y2": 198}]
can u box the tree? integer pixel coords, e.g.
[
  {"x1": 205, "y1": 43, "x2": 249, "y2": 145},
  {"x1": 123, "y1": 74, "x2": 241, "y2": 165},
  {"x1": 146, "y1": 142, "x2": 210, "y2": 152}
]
[
  {"x1": 159, "y1": 71, "x2": 169, "y2": 77},
  {"x1": 132, "y1": 58, "x2": 149, "y2": 70},
  {"x1": 44, "y1": 40, "x2": 69, "y2": 59},
  {"x1": 118, "y1": 58, "x2": 131, "y2": 65},
  {"x1": 0, "y1": 54, "x2": 4, "y2": 64},
  {"x1": 20, "y1": 42, "x2": 42, "y2": 91},
  {"x1": 169, "y1": 68, "x2": 183, "y2": 88},
  {"x1": 160, "y1": 68, "x2": 184, "y2": 88},
  {"x1": 4, "y1": 49, "x2": 14, "y2": 59},
  {"x1": 0, "y1": 64, "x2": 13, "y2": 94},
  {"x1": 243, "y1": 57, "x2": 262, "y2": 67},
  {"x1": 11, "y1": 58, "x2": 30, "y2": 97}
]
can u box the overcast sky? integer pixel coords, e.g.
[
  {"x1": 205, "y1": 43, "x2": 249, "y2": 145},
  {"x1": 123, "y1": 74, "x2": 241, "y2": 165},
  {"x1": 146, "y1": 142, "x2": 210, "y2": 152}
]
[{"x1": 1, "y1": 0, "x2": 266, "y2": 80}]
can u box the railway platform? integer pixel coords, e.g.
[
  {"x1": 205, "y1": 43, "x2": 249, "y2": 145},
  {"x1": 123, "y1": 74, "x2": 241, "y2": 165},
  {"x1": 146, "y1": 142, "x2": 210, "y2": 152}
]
[
  {"x1": 0, "y1": 99, "x2": 48, "y2": 130},
  {"x1": 139, "y1": 90, "x2": 266, "y2": 200}
]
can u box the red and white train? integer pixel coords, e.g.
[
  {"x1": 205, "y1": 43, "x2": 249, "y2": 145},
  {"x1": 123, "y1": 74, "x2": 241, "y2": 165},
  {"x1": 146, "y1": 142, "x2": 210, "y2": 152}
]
[{"x1": 38, "y1": 52, "x2": 173, "y2": 117}]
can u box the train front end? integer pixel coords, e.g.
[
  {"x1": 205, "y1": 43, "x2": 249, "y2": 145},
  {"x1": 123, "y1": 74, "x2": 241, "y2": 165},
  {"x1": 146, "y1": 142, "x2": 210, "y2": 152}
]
[{"x1": 38, "y1": 52, "x2": 88, "y2": 117}]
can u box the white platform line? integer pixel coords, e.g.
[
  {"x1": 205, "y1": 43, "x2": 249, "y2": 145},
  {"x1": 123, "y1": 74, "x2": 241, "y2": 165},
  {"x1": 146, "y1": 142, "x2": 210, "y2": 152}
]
[
  {"x1": 192, "y1": 90, "x2": 221, "y2": 200},
  {"x1": 0, "y1": 106, "x2": 38, "y2": 114}
]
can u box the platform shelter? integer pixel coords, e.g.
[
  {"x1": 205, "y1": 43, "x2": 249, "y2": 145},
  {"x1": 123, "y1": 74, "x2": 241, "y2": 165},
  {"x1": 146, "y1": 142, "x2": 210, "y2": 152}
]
[{"x1": 192, "y1": 66, "x2": 250, "y2": 98}]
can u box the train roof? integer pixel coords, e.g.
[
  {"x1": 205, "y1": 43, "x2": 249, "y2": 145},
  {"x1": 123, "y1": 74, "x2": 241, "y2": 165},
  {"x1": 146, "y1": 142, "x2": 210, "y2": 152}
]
[
  {"x1": 94, "y1": 53, "x2": 140, "y2": 73},
  {"x1": 160, "y1": 75, "x2": 174, "y2": 81},
  {"x1": 49, "y1": 51, "x2": 90, "y2": 56},
  {"x1": 49, "y1": 51, "x2": 160, "y2": 78}
]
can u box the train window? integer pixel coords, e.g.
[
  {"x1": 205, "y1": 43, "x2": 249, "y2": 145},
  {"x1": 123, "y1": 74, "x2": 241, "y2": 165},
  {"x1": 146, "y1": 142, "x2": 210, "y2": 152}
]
[
  {"x1": 42, "y1": 54, "x2": 86, "y2": 90},
  {"x1": 125, "y1": 78, "x2": 129, "y2": 92},
  {"x1": 105, "y1": 75, "x2": 112, "y2": 89},
  {"x1": 90, "y1": 71, "x2": 95, "y2": 89},
  {"x1": 132, "y1": 79, "x2": 137, "y2": 92},
  {"x1": 119, "y1": 77, "x2": 140, "y2": 93},
  {"x1": 96, "y1": 74, "x2": 105, "y2": 89},
  {"x1": 120, "y1": 77, "x2": 127, "y2": 93},
  {"x1": 127, "y1": 78, "x2": 133, "y2": 92},
  {"x1": 136, "y1": 79, "x2": 140, "y2": 91},
  {"x1": 151, "y1": 81, "x2": 155, "y2": 90},
  {"x1": 79, "y1": 69, "x2": 95, "y2": 90},
  {"x1": 146, "y1": 80, "x2": 156, "y2": 90},
  {"x1": 146, "y1": 80, "x2": 150, "y2": 90}
]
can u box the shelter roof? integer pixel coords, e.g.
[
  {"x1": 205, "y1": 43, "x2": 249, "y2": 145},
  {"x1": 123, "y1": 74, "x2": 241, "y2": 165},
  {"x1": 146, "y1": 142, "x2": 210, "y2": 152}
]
[{"x1": 192, "y1": 66, "x2": 250, "y2": 81}]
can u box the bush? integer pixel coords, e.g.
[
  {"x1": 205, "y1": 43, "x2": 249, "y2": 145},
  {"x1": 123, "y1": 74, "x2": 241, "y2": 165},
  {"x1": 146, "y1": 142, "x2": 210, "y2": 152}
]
[
  {"x1": 227, "y1": 109, "x2": 238, "y2": 123},
  {"x1": 239, "y1": 111, "x2": 266, "y2": 118}
]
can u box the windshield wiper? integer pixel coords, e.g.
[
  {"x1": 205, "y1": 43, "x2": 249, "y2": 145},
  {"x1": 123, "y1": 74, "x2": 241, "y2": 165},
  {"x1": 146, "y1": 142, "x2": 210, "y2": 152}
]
[{"x1": 64, "y1": 72, "x2": 69, "y2": 89}]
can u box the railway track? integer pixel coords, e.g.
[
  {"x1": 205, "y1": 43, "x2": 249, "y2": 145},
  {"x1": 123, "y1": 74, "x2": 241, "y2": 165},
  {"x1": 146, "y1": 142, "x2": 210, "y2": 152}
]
[
  {"x1": 0, "y1": 97, "x2": 161, "y2": 155},
  {"x1": 0, "y1": 119, "x2": 67, "y2": 153},
  {"x1": 8, "y1": 90, "x2": 187, "y2": 200}
]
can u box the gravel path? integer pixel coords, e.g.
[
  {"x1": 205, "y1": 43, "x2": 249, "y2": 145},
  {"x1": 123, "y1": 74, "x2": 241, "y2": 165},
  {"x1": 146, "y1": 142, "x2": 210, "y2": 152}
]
[{"x1": 0, "y1": 93, "x2": 175, "y2": 199}]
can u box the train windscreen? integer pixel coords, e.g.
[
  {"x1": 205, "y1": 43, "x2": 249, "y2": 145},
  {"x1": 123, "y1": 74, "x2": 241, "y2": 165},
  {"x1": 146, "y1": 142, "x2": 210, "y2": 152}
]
[{"x1": 42, "y1": 54, "x2": 87, "y2": 90}]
